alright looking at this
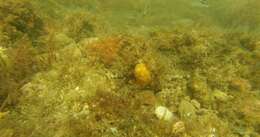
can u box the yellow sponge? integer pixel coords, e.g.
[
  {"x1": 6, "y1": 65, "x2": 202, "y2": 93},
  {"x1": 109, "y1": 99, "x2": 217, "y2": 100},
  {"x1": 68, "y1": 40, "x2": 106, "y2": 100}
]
[{"x1": 134, "y1": 63, "x2": 152, "y2": 86}]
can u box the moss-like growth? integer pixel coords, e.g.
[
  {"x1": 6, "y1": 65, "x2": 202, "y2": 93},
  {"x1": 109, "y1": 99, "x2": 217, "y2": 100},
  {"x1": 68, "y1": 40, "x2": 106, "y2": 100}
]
[
  {"x1": 0, "y1": 1, "x2": 259, "y2": 137},
  {"x1": 0, "y1": 0, "x2": 44, "y2": 45},
  {"x1": 64, "y1": 12, "x2": 97, "y2": 42}
]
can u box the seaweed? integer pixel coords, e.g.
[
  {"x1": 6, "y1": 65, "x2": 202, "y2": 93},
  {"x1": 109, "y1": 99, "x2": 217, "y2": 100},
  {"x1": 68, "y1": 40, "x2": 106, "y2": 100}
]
[
  {"x1": 0, "y1": 0, "x2": 259, "y2": 137},
  {"x1": 64, "y1": 12, "x2": 97, "y2": 42},
  {"x1": 0, "y1": 0, "x2": 45, "y2": 46}
]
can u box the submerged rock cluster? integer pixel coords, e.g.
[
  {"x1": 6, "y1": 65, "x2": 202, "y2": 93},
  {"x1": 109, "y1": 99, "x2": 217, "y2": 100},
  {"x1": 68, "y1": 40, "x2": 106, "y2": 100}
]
[{"x1": 0, "y1": 0, "x2": 259, "y2": 137}]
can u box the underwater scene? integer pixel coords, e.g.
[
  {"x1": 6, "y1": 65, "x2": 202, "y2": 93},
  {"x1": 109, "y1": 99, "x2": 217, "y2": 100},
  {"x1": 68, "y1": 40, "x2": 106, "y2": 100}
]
[{"x1": 0, "y1": 0, "x2": 260, "y2": 137}]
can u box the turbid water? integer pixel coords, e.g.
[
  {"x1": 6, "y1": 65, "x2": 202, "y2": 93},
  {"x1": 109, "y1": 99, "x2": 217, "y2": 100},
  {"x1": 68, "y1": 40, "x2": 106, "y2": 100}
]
[{"x1": 0, "y1": 0, "x2": 259, "y2": 137}]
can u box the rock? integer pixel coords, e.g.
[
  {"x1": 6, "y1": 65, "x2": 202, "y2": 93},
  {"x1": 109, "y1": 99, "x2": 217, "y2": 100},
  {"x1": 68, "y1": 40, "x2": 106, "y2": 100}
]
[
  {"x1": 155, "y1": 106, "x2": 174, "y2": 121},
  {"x1": 178, "y1": 99, "x2": 196, "y2": 120},
  {"x1": 0, "y1": 129, "x2": 13, "y2": 137},
  {"x1": 54, "y1": 33, "x2": 74, "y2": 47},
  {"x1": 0, "y1": 47, "x2": 11, "y2": 68},
  {"x1": 0, "y1": 111, "x2": 9, "y2": 119},
  {"x1": 230, "y1": 78, "x2": 251, "y2": 92},
  {"x1": 110, "y1": 127, "x2": 118, "y2": 135},
  {"x1": 80, "y1": 37, "x2": 99, "y2": 46},
  {"x1": 189, "y1": 78, "x2": 208, "y2": 98},
  {"x1": 212, "y1": 89, "x2": 230, "y2": 102},
  {"x1": 191, "y1": 99, "x2": 201, "y2": 109},
  {"x1": 61, "y1": 45, "x2": 83, "y2": 59},
  {"x1": 137, "y1": 90, "x2": 157, "y2": 106},
  {"x1": 172, "y1": 121, "x2": 185, "y2": 135}
]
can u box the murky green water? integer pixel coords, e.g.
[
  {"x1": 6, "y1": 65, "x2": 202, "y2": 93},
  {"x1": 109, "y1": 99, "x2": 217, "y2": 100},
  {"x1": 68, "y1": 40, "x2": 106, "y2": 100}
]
[{"x1": 0, "y1": 0, "x2": 259, "y2": 137}]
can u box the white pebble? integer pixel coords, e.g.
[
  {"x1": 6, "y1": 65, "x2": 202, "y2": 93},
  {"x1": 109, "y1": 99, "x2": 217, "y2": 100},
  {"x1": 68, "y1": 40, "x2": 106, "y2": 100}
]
[{"x1": 155, "y1": 106, "x2": 173, "y2": 121}]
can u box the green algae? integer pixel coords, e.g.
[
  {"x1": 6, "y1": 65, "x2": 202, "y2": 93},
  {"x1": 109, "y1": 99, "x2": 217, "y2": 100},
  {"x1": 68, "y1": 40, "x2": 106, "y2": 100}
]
[{"x1": 0, "y1": 0, "x2": 260, "y2": 137}]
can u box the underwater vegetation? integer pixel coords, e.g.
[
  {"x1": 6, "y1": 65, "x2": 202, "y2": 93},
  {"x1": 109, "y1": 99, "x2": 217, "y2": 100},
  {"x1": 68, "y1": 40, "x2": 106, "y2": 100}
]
[
  {"x1": 0, "y1": 0, "x2": 45, "y2": 45},
  {"x1": 64, "y1": 12, "x2": 97, "y2": 42},
  {"x1": 0, "y1": 0, "x2": 260, "y2": 137}
]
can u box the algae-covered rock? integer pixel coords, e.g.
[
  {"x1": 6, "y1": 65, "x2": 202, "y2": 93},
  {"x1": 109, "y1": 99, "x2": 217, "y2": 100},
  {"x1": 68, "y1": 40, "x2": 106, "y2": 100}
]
[
  {"x1": 0, "y1": 9, "x2": 259, "y2": 136},
  {"x1": 52, "y1": 33, "x2": 75, "y2": 48},
  {"x1": 136, "y1": 90, "x2": 157, "y2": 106},
  {"x1": 189, "y1": 76, "x2": 209, "y2": 99},
  {"x1": 212, "y1": 89, "x2": 231, "y2": 102},
  {"x1": 0, "y1": 111, "x2": 8, "y2": 119},
  {"x1": 230, "y1": 78, "x2": 252, "y2": 92},
  {"x1": 178, "y1": 99, "x2": 197, "y2": 120},
  {"x1": 0, "y1": 129, "x2": 13, "y2": 137},
  {"x1": 0, "y1": 47, "x2": 10, "y2": 68},
  {"x1": 172, "y1": 121, "x2": 186, "y2": 135},
  {"x1": 190, "y1": 99, "x2": 201, "y2": 109}
]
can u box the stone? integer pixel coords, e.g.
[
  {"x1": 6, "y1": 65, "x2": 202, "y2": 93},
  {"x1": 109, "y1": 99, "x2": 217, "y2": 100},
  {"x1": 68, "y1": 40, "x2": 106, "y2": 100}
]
[
  {"x1": 172, "y1": 121, "x2": 185, "y2": 135},
  {"x1": 137, "y1": 90, "x2": 157, "y2": 106},
  {"x1": 178, "y1": 99, "x2": 196, "y2": 120},
  {"x1": 155, "y1": 106, "x2": 173, "y2": 121}
]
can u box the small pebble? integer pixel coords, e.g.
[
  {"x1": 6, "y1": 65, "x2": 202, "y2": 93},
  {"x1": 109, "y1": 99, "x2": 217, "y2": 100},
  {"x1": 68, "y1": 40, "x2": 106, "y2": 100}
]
[
  {"x1": 172, "y1": 121, "x2": 185, "y2": 135},
  {"x1": 155, "y1": 106, "x2": 173, "y2": 121}
]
